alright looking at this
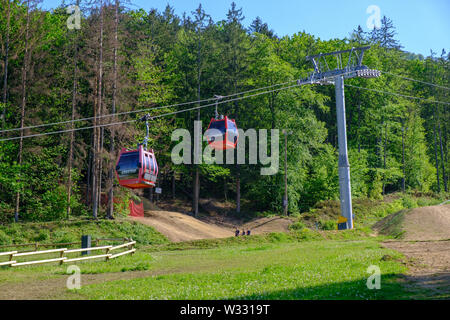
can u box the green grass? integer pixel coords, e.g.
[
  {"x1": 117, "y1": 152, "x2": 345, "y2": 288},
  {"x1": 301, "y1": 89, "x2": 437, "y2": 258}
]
[
  {"x1": 59, "y1": 239, "x2": 415, "y2": 300},
  {"x1": 372, "y1": 209, "x2": 408, "y2": 239},
  {"x1": 294, "y1": 192, "x2": 447, "y2": 231},
  {"x1": 0, "y1": 232, "x2": 438, "y2": 300},
  {"x1": 0, "y1": 218, "x2": 169, "y2": 248},
  {"x1": 1, "y1": 192, "x2": 446, "y2": 300}
]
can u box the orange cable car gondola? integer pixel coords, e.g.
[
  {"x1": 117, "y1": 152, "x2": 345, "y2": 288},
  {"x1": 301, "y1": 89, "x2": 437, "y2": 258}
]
[
  {"x1": 206, "y1": 96, "x2": 239, "y2": 150},
  {"x1": 115, "y1": 114, "x2": 158, "y2": 189}
]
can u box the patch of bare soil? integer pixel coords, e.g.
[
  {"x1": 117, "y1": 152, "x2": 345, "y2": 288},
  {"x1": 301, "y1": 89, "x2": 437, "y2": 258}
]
[
  {"x1": 377, "y1": 205, "x2": 450, "y2": 298},
  {"x1": 382, "y1": 240, "x2": 450, "y2": 298},
  {"x1": 133, "y1": 197, "x2": 293, "y2": 242},
  {"x1": 374, "y1": 204, "x2": 450, "y2": 241},
  {"x1": 401, "y1": 205, "x2": 450, "y2": 241},
  {"x1": 131, "y1": 211, "x2": 234, "y2": 242},
  {"x1": 242, "y1": 216, "x2": 292, "y2": 234}
]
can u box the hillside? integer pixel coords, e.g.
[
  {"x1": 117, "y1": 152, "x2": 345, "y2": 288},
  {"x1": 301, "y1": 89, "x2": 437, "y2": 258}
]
[
  {"x1": 373, "y1": 204, "x2": 450, "y2": 240},
  {"x1": 0, "y1": 219, "x2": 168, "y2": 248},
  {"x1": 132, "y1": 196, "x2": 293, "y2": 242}
]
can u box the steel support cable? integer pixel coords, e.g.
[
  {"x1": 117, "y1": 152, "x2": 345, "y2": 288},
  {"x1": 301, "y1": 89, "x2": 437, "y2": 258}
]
[
  {"x1": 0, "y1": 79, "x2": 297, "y2": 134},
  {"x1": 344, "y1": 83, "x2": 450, "y2": 105},
  {"x1": 0, "y1": 83, "x2": 302, "y2": 142},
  {"x1": 380, "y1": 70, "x2": 450, "y2": 91},
  {"x1": 6, "y1": 72, "x2": 447, "y2": 142}
]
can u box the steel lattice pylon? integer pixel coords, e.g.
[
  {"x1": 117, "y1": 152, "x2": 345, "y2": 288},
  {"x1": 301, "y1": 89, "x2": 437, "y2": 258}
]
[{"x1": 297, "y1": 46, "x2": 380, "y2": 229}]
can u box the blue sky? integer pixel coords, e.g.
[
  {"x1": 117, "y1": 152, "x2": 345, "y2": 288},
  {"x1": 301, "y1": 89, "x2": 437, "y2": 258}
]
[{"x1": 42, "y1": 0, "x2": 449, "y2": 57}]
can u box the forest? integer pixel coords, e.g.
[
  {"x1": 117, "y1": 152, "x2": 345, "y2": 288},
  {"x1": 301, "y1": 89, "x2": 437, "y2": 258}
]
[{"x1": 0, "y1": 0, "x2": 448, "y2": 223}]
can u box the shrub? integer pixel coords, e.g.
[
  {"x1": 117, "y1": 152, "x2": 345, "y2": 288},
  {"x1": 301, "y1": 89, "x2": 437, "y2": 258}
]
[
  {"x1": 34, "y1": 229, "x2": 50, "y2": 242},
  {"x1": 295, "y1": 228, "x2": 323, "y2": 241},
  {"x1": 288, "y1": 220, "x2": 306, "y2": 231},
  {"x1": 0, "y1": 230, "x2": 12, "y2": 245},
  {"x1": 267, "y1": 232, "x2": 290, "y2": 243},
  {"x1": 319, "y1": 220, "x2": 337, "y2": 230},
  {"x1": 52, "y1": 230, "x2": 78, "y2": 243},
  {"x1": 401, "y1": 195, "x2": 418, "y2": 209}
]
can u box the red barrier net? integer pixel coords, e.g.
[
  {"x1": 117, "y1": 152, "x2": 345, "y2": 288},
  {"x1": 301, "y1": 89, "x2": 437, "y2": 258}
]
[{"x1": 129, "y1": 200, "x2": 144, "y2": 217}]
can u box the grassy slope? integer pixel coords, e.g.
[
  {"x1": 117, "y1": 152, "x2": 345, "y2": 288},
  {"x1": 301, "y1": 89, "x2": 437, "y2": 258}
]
[
  {"x1": 292, "y1": 192, "x2": 446, "y2": 230},
  {"x1": 1, "y1": 192, "x2": 446, "y2": 299},
  {"x1": 0, "y1": 218, "x2": 169, "y2": 248},
  {"x1": 1, "y1": 231, "x2": 430, "y2": 300},
  {"x1": 60, "y1": 239, "x2": 415, "y2": 300}
]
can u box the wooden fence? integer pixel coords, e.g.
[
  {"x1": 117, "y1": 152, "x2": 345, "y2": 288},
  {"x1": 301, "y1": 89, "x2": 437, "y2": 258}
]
[
  {"x1": 0, "y1": 237, "x2": 131, "y2": 252},
  {"x1": 0, "y1": 240, "x2": 136, "y2": 268}
]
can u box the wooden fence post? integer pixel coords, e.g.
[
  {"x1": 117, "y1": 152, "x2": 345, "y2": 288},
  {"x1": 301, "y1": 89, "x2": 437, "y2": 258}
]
[
  {"x1": 59, "y1": 250, "x2": 65, "y2": 265},
  {"x1": 105, "y1": 247, "x2": 110, "y2": 261}
]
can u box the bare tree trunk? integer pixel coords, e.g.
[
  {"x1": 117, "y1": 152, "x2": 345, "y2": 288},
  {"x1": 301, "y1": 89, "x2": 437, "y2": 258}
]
[
  {"x1": 156, "y1": 179, "x2": 160, "y2": 203},
  {"x1": 172, "y1": 172, "x2": 176, "y2": 199},
  {"x1": 236, "y1": 164, "x2": 240, "y2": 213},
  {"x1": 86, "y1": 133, "x2": 93, "y2": 206},
  {"x1": 224, "y1": 177, "x2": 227, "y2": 201},
  {"x1": 437, "y1": 117, "x2": 447, "y2": 192},
  {"x1": 92, "y1": 93, "x2": 98, "y2": 216},
  {"x1": 92, "y1": 1, "x2": 104, "y2": 219},
  {"x1": 357, "y1": 100, "x2": 361, "y2": 153},
  {"x1": 193, "y1": 28, "x2": 202, "y2": 217},
  {"x1": 67, "y1": 16, "x2": 79, "y2": 219},
  {"x1": 401, "y1": 124, "x2": 406, "y2": 193},
  {"x1": 234, "y1": 81, "x2": 241, "y2": 214},
  {"x1": 98, "y1": 74, "x2": 107, "y2": 211},
  {"x1": 284, "y1": 131, "x2": 288, "y2": 216},
  {"x1": 382, "y1": 123, "x2": 387, "y2": 195},
  {"x1": 107, "y1": 0, "x2": 119, "y2": 219},
  {"x1": 149, "y1": 187, "x2": 153, "y2": 202},
  {"x1": 1, "y1": 0, "x2": 10, "y2": 132},
  {"x1": 433, "y1": 117, "x2": 441, "y2": 193},
  {"x1": 66, "y1": 70, "x2": 77, "y2": 218},
  {"x1": 15, "y1": 0, "x2": 31, "y2": 222},
  {"x1": 97, "y1": 125, "x2": 104, "y2": 211}
]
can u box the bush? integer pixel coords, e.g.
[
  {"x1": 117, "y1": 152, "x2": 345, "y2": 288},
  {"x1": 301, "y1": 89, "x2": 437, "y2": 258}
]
[
  {"x1": 294, "y1": 228, "x2": 323, "y2": 241},
  {"x1": 33, "y1": 229, "x2": 50, "y2": 242},
  {"x1": 288, "y1": 220, "x2": 306, "y2": 231},
  {"x1": 52, "y1": 230, "x2": 78, "y2": 243},
  {"x1": 401, "y1": 195, "x2": 418, "y2": 209},
  {"x1": 319, "y1": 220, "x2": 337, "y2": 230},
  {"x1": 0, "y1": 230, "x2": 12, "y2": 245},
  {"x1": 267, "y1": 232, "x2": 290, "y2": 243}
]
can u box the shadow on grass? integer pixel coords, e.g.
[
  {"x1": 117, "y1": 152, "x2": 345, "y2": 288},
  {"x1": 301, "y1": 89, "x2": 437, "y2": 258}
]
[{"x1": 228, "y1": 273, "x2": 447, "y2": 300}]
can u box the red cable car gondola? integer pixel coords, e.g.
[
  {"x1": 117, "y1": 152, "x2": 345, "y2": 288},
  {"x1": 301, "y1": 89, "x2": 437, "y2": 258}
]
[
  {"x1": 206, "y1": 116, "x2": 239, "y2": 150},
  {"x1": 115, "y1": 114, "x2": 158, "y2": 189},
  {"x1": 205, "y1": 96, "x2": 239, "y2": 150}
]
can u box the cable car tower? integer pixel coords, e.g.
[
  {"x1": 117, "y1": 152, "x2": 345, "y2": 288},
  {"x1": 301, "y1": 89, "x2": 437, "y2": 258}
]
[{"x1": 299, "y1": 46, "x2": 380, "y2": 229}]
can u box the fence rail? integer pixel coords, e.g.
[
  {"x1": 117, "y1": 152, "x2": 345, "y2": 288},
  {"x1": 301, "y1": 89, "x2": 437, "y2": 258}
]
[
  {"x1": 13, "y1": 248, "x2": 67, "y2": 257},
  {"x1": 0, "y1": 237, "x2": 131, "y2": 251},
  {"x1": 110, "y1": 249, "x2": 136, "y2": 259},
  {"x1": 0, "y1": 240, "x2": 136, "y2": 268},
  {"x1": 109, "y1": 241, "x2": 136, "y2": 251}
]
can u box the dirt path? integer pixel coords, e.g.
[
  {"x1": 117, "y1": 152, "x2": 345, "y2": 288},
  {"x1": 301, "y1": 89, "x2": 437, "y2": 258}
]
[
  {"x1": 374, "y1": 204, "x2": 450, "y2": 241},
  {"x1": 382, "y1": 240, "x2": 450, "y2": 298},
  {"x1": 401, "y1": 204, "x2": 450, "y2": 241},
  {"x1": 131, "y1": 211, "x2": 234, "y2": 242},
  {"x1": 132, "y1": 208, "x2": 293, "y2": 242},
  {"x1": 242, "y1": 216, "x2": 292, "y2": 234}
]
